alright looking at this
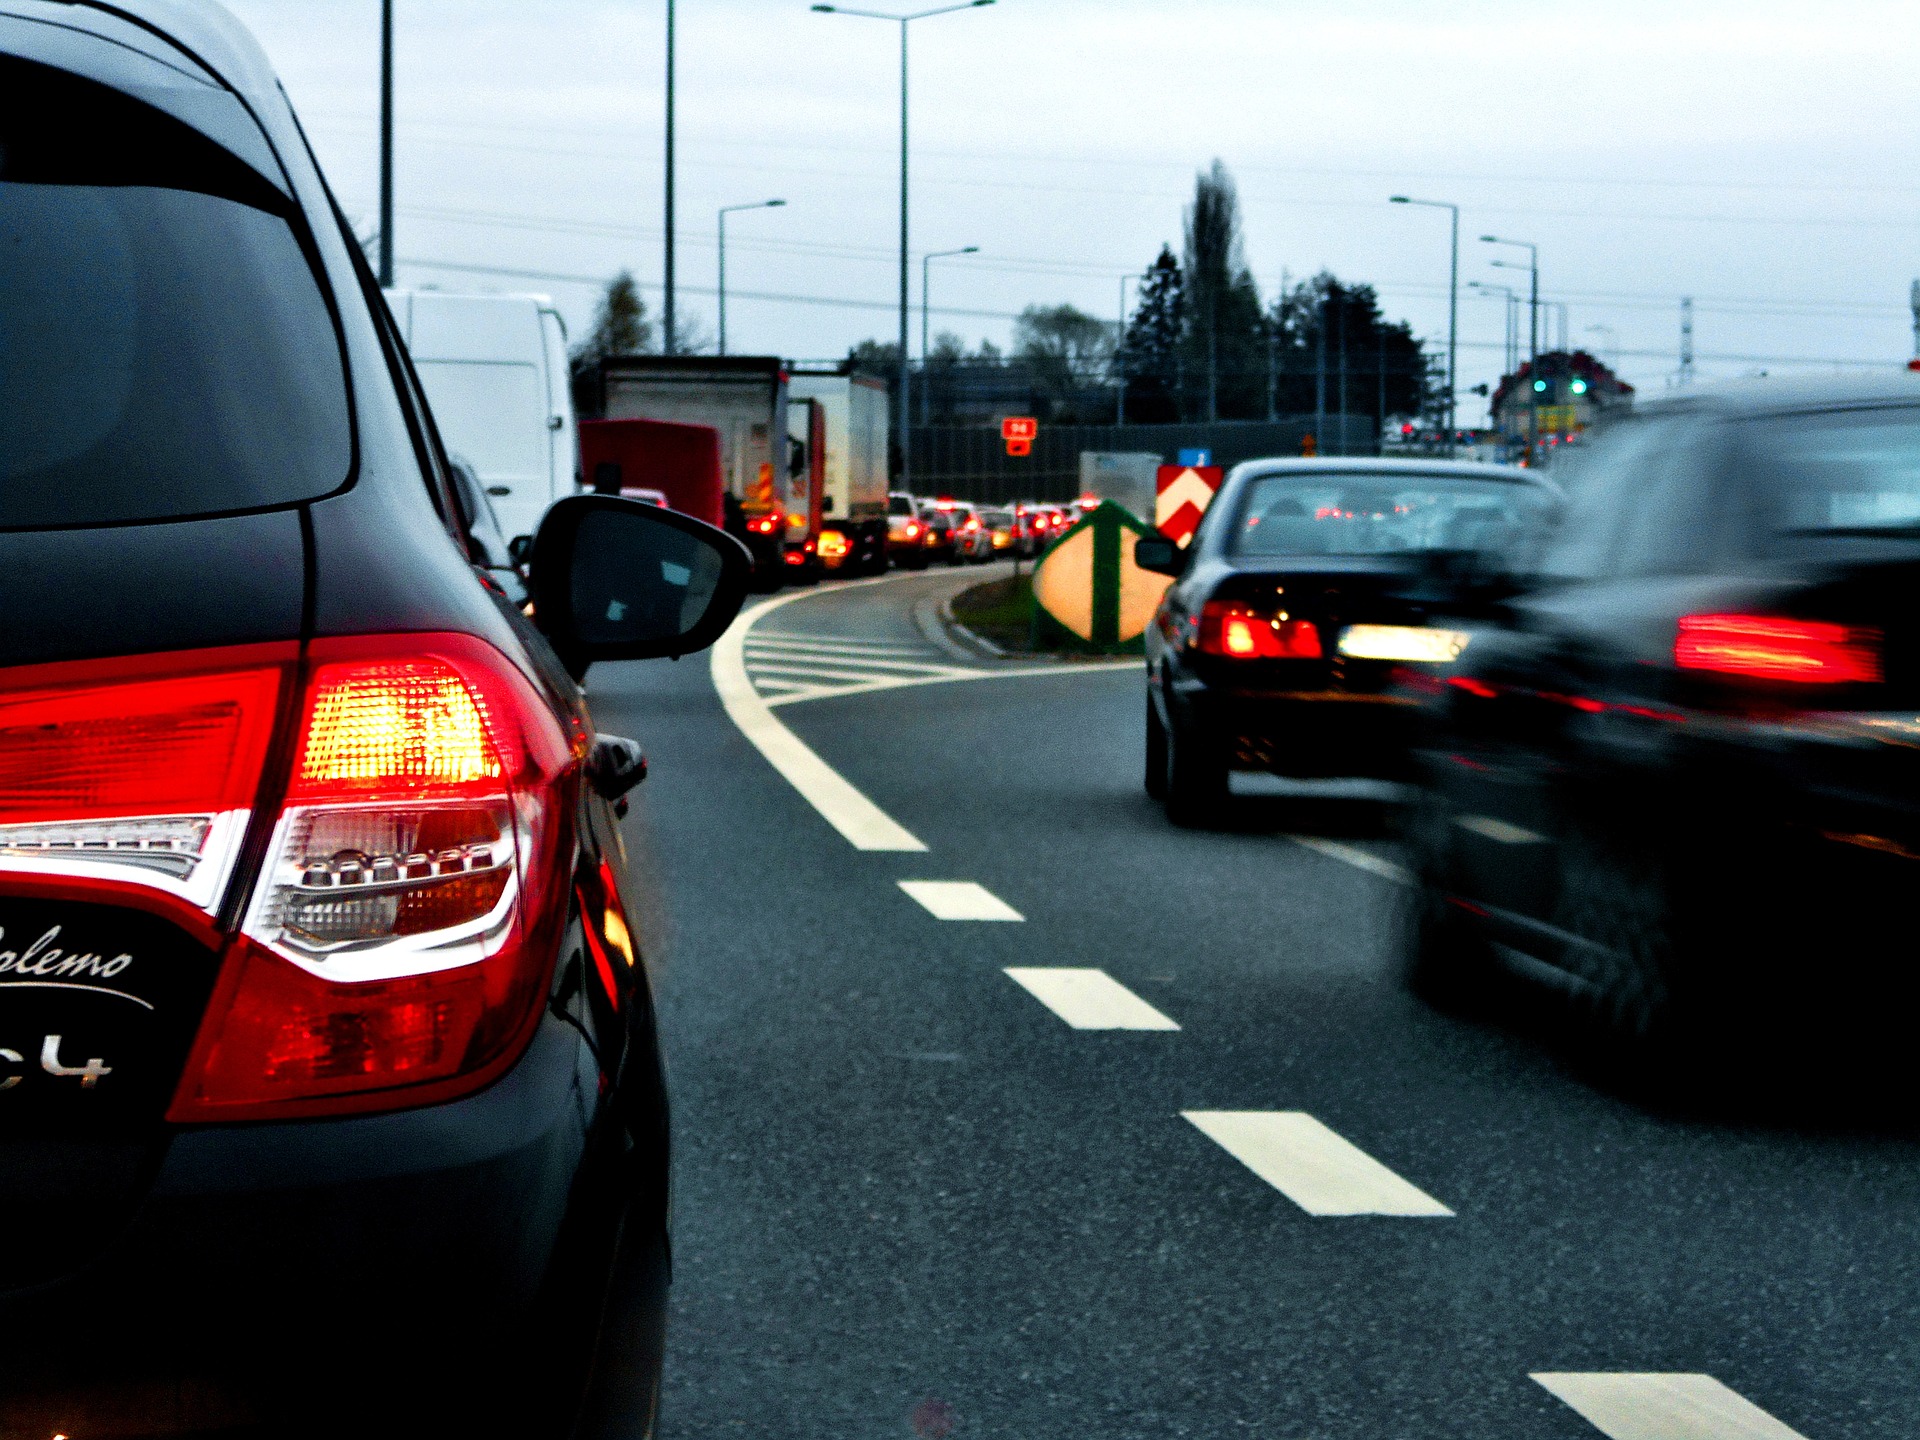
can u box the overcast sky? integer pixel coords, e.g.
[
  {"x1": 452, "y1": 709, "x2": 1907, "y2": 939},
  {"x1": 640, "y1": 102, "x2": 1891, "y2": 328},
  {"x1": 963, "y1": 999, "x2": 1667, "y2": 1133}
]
[{"x1": 227, "y1": 0, "x2": 1920, "y2": 416}]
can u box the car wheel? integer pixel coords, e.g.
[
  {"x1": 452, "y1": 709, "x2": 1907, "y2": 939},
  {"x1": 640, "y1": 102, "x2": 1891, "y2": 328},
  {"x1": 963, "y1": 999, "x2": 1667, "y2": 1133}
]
[
  {"x1": 1145, "y1": 693, "x2": 1168, "y2": 800},
  {"x1": 1397, "y1": 785, "x2": 1493, "y2": 1012},
  {"x1": 1552, "y1": 823, "x2": 1689, "y2": 1064},
  {"x1": 1162, "y1": 715, "x2": 1226, "y2": 827}
]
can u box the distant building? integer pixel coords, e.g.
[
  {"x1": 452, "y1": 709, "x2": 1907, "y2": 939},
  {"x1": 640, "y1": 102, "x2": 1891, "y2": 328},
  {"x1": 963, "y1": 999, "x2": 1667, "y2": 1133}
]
[{"x1": 1491, "y1": 351, "x2": 1633, "y2": 452}]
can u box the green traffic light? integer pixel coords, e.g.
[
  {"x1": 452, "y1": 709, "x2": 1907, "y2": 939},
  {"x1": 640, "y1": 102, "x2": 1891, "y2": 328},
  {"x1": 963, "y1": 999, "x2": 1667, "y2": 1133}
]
[
  {"x1": 1532, "y1": 378, "x2": 1549, "y2": 393},
  {"x1": 1570, "y1": 377, "x2": 1589, "y2": 395}
]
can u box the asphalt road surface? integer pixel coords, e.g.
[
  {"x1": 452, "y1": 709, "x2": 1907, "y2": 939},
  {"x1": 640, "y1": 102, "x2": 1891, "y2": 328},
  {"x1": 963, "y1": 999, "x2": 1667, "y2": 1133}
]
[{"x1": 585, "y1": 564, "x2": 1920, "y2": 1440}]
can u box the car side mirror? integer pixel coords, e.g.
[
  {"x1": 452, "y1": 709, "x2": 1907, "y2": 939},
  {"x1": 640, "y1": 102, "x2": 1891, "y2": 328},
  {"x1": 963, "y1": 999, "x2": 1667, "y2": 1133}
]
[
  {"x1": 508, "y1": 534, "x2": 533, "y2": 567},
  {"x1": 1134, "y1": 534, "x2": 1187, "y2": 576},
  {"x1": 528, "y1": 494, "x2": 752, "y2": 666}
]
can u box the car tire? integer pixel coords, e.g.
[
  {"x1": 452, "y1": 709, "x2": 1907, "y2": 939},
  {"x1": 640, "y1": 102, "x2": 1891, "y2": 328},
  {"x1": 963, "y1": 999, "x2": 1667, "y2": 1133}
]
[
  {"x1": 1145, "y1": 693, "x2": 1168, "y2": 800},
  {"x1": 1162, "y1": 715, "x2": 1226, "y2": 827},
  {"x1": 1397, "y1": 785, "x2": 1493, "y2": 1012},
  {"x1": 1552, "y1": 822, "x2": 1691, "y2": 1068}
]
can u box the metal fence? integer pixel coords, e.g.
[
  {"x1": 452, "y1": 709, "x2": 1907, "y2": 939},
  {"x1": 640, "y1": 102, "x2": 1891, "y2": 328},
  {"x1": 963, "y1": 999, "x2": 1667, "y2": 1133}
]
[{"x1": 904, "y1": 415, "x2": 1377, "y2": 504}]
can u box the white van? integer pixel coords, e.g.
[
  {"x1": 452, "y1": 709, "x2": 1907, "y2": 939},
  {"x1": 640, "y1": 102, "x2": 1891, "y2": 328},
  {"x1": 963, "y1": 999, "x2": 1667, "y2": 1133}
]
[{"x1": 383, "y1": 290, "x2": 577, "y2": 543}]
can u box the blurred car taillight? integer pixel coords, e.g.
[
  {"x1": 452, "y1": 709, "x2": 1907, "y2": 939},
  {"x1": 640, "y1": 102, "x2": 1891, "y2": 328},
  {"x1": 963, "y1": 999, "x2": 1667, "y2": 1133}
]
[
  {"x1": 1675, "y1": 614, "x2": 1883, "y2": 685},
  {"x1": 169, "y1": 634, "x2": 574, "y2": 1122},
  {"x1": 1197, "y1": 601, "x2": 1323, "y2": 659}
]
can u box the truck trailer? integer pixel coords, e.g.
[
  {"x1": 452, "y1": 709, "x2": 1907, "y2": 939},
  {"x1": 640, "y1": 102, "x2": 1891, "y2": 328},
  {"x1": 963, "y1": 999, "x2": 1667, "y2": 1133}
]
[
  {"x1": 789, "y1": 367, "x2": 891, "y2": 576},
  {"x1": 600, "y1": 355, "x2": 793, "y2": 580}
]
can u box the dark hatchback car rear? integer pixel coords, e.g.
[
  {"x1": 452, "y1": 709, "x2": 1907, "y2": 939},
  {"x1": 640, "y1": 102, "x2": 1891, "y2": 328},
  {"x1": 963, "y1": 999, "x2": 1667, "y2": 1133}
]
[
  {"x1": 1403, "y1": 378, "x2": 1920, "y2": 1061},
  {"x1": 0, "y1": 4, "x2": 746, "y2": 1434},
  {"x1": 1138, "y1": 458, "x2": 1558, "y2": 823}
]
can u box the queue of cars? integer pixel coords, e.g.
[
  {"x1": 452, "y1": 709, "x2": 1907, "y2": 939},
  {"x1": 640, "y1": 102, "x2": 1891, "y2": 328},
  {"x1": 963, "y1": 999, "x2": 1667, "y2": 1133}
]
[
  {"x1": 1140, "y1": 376, "x2": 1920, "y2": 1072},
  {"x1": 886, "y1": 493, "x2": 1071, "y2": 568},
  {"x1": 0, "y1": 4, "x2": 750, "y2": 1433}
]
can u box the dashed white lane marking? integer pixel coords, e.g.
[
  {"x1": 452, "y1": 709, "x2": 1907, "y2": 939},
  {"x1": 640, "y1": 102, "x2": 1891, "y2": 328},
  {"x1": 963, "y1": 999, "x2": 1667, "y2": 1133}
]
[
  {"x1": 898, "y1": 881, "x2": 1025, "y2": 921},
  {"x1": 1456, "y1": 814, "x2": 1546, "y2": 845},
  {"x1": 1531, "y1": 1374, "x2": 1811, "y2": 1440},
  {"x1": 1181, "y1": 1111, "x2": 1453, "y2": 1217},
  {"x1": 711, "y1": 587, "x2": 929, "y2": 852},
  {"x1": 1291, "y1": 836, "x2": 1411, "y2": 885},
  {"x1": 1004, "y1": 968, "x2": 1180, "y2": 1030}
]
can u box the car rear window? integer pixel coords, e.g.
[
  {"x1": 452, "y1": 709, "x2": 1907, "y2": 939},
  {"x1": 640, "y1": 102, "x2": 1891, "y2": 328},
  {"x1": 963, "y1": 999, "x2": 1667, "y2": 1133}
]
[
  {"x1": 0, "y1": 55, "x2": 351, "y2": 528},
  {"x1": 1747, "y1": 407, "x2": 1920, "y2": 555},
  {"x1": 1227, "y1": 471, "x2": 1549, "y2": 558}
]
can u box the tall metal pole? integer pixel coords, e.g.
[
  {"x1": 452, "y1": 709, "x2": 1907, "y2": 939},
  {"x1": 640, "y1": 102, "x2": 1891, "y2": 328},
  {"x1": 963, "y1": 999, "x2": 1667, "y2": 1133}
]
[
  {"x1": 920, "y1": 245, "x2": 976, "y2": 425},
  {"x1": 378, "y1": 0, "x2": 393, "y2": 287},
  {"x1": 1484, "y1": 236, "x2": 1539, "y2": 459},
  {"x1": 663, "y1": 0, "x2": 676, "y2": 354},
  {"x1": 1390, "y1": 198, "x2": 1459, "y2": 453},
  {"x1": 717, "y1": 199, "x2": 786, "y2": 356},
  {"x1": 1116, "y1": 272, "x2": 1134, "y2": 426},
  {"x1": 810, "y1": 2, "x2": 996, "y2": 487}
]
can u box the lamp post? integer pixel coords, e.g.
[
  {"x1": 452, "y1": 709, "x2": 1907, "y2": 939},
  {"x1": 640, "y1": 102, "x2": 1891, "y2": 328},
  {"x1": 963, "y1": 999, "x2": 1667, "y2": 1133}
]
[
  {"x1": 718, "y1": 199, "x2": 786, "y2": 356},
  {"x1": 810, "y1": 0, "x2": 995, "y2": 490},
  {"x1": 1116, "y1": 271, "x2": 1135, "y2": 425},
  {"x1": 1389, "y1": 196, "x2": 1457, "y2": 454},
  {"x1": 1483, "y1": 235, "x2": 1539, "y2": 460},
  {"x1": 920, "y1": 245, "x2": 977, "y2": 424},
  {"x1": 378, "y1": 0, "x2": 393, "y2": 287},
  {"x1": 663, "y1": 0, "x2": 676, "y2": 353},
  {"x1": 1468, "y1": 281, "x2": 1518, "y2": 375}
]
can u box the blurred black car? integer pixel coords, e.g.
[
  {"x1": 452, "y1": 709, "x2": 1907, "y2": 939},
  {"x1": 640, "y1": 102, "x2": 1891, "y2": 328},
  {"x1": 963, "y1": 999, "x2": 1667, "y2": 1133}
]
[
  {"x1": 0, "y1": 6, "x2": 750, "y2": 1435},
  {"x1": 1402, "y1": 377, "x2": 1920, "y2": 1057},
  {"x1": 1138, "y1": 459, "x2": 1557, "y2": 824},
  {"x1": 450, "y1": 453, "x2": 530, "y2": 603}
]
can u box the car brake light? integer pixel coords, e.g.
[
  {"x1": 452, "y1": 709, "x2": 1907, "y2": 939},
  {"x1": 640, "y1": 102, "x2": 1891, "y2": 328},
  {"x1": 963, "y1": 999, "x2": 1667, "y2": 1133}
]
[
  {"x1": 1674, "y1": 614, "x2": 1883, "y2": 684},
  {"x1": 0, "y1": 647, "x2": 289, "y2": 928},
  {"x1": 1197, "y1": 601, "x2": 1322, "y2": 659},
  {"x1": 752, "y1": 516, "x2": 780, "y2": 535},
  {"x1": 169, "y1": 634, "x2": 574, "y2": 1122},
  {"x1": 905, "y1": 522, "x2": 921, "y2": 539}
]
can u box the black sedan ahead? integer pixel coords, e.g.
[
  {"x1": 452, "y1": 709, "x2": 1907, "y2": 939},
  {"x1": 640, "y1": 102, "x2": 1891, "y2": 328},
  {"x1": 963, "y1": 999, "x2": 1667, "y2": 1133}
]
[
  {"x1": 0, "y1": 6, "x2": 748, "y2": 1435},
  {"x1": 1401, "y1": 376, "x2": 1920, "y2": 1063},
  {"x1": 1136, "y1": 458, "x2": 1558, "y2": 824}
]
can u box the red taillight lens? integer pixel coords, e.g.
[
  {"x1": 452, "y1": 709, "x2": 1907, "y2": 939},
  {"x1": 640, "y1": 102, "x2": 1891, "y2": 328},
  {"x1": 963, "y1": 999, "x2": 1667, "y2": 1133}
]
[
  {"x1": 1675, "y1": 614, "x2": 1883, "y2": 685},
  {"x1": 752, "y1": 516, "x2": 780, "y2": 535},
  {"x1": 1197, "y1": 602, "x2": 1323, "y2": 659},
  {"x1": 905, "y1": 522, "x2": 921, "y2": 538},
  {"x1": 0, "y1": 648, "x2": 287, "y2": 922},
  {"x1": 170, "y1": 635, "x2": 574, "y2": 1122}
]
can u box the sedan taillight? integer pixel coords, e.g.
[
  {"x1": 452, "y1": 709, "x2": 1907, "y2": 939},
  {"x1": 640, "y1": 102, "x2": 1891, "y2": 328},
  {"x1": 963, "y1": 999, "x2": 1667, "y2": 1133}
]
[
  {"x1": 169, "y1": 634, "x2": 574, "y2": 1122},
  {"x1": 1675, "y1": 614, "x2": 1883, "y2": 685},
  {"x1": 1197, "y1": 601, "x2": 1322, "y2": 659}
]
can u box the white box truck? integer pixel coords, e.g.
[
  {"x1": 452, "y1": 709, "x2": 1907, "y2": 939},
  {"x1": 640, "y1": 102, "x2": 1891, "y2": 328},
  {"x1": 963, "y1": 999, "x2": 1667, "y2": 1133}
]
[
  {"x1": 789, "y1": 367, "x2": 890, "y2": 575},
  {"x1": 383, "y1": 290, "x2": 577, "y2": 545},
  {"x1": 600, "y1": 356, "x2": 793, "y2": 581}
]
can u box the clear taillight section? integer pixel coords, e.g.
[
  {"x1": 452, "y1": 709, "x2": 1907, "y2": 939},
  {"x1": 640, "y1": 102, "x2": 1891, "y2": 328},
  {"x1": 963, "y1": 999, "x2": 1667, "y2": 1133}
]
[
  {"x1": 0, "y1": 655, "x2": 285, "y2": 918},
  {"x1": 171, "y1": 635, "x2": 576, "y2": 1122}
]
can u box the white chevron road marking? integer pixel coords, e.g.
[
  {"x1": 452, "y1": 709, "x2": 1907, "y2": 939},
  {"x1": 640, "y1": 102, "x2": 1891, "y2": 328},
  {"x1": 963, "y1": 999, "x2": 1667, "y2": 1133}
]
[{"x1": 1531, "y1": 1374, "x2": 1812, "y2": 1440}]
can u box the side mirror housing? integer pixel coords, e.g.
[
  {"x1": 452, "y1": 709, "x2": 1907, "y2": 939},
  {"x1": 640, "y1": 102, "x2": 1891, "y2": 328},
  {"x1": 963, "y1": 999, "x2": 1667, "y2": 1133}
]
[
  {"x1": 528, "y1": 494, "x2": 753, "y2": 665},
  {"x1": 1134, "y1": 534, "x2": 1187, "y2": 576}
]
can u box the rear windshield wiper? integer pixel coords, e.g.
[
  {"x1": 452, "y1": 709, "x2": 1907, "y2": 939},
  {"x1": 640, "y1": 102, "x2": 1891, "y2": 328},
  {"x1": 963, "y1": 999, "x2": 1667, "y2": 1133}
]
[{"x1": 1780, "y1": 523, "x2": 1920, "y2": 539}]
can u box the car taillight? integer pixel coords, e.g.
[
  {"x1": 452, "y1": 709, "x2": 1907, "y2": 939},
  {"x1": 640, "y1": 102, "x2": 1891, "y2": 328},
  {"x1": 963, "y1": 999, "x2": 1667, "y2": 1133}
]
[
  {"x1": 904, "y1": 522, "x2": 921, "y2": 538},
  {"x1": 752, "y1": 516, "x2": 780, "y2": 535},
  {"x1": 169, "y1": 634, "x2": 574, "y2": 1122},
  {"x1": 0, "y1": 646, "x2": 289, "y2": 931},
  {"x1": 1197, "y1": 602, "x2": 1323, "y2": 659},
  {"x1": 1675, "y1": 614, "x2": 1883, "y2": 685}
]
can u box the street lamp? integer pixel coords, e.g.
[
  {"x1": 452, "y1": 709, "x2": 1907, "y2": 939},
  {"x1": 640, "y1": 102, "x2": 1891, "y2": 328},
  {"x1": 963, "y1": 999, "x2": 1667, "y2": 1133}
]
[
  {"x1": 1482, "y1": 235, "x2": 1539, "y2": 461},
  {"x1": 1390, "y1": 196, "x2": 1458, "y2": 454},
  {"x1": 810, "y1": 0, "x2": 995, "y2": 491},
  {"x1": 920, "y1": 245, "x2": 977, "y2": 424},
  {"x1": 1468, "y1": 281, "x2": 1518, "y2": 375},
  {"x1": 664, "y1": 0, "x2": 676, "y2": 353},
  {"x1": 718, "y1": 199, "x2": 787, "y2": 356},
  {"x1": 378, "y1": 0, "x2": 394, "y2": 287},
  {"x1": 1116, "y1": 271, "x2": 1135, "y2": 425}
]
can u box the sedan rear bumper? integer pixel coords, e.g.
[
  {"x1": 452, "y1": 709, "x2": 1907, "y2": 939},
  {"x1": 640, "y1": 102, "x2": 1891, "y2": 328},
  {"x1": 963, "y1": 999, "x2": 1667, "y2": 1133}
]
[{"x1": 1171, "y1": 679, "x2": 1422, "y2": 780}]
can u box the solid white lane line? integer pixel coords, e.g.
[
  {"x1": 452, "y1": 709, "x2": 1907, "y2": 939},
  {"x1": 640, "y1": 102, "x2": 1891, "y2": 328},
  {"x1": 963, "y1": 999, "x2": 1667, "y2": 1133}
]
[
  {"x1": 752, "y1": 630, "x2": 930, "y2": 649},
  {"x1": 747, "y1": 654, "x2": 976, "y2": 677},
  {"x1": 1531, "y1": 1374, "x2": 1811, "y2": 1440},
  {"x1": 898, "y1": 881, "x2": 1024, "y2": 921},
  {"x1": 764, "y1": 660, "x2": 1141, "y2": 708},
  {"x1": 1181, "y1": 1111, "x2": 1453, "y2": 1217},
  {"x1": 1003, "y1": 968, "x2": 1180, "y2": 1030},
  {"x1": 1291, "y1": 836, "x2": 1411, "y2": 885},
  {"x1": 711, "y1": 592, "x2": 928, "y2": 852},
  {"x1": 1456, "y1": 814, "x2": 1546, "y2": 845}
]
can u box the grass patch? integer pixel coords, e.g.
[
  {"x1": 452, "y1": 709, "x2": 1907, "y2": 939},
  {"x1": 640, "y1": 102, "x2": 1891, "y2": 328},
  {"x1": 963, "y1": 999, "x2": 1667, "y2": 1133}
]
[{"x1": 948, "y1": 574, "x2": 1143, "y2": 656}]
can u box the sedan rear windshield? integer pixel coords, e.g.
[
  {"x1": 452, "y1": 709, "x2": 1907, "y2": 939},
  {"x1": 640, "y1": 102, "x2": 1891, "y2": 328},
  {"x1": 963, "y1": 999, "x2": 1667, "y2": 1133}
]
[
  {"x1": 0, "y1": 57, "x2": 351, "y2": 528},
  {"x1": 1227, "y1": 472, "x2": 1549, "y2": 558},
  {"x1": 1749, "y1": 407, "x2": 1920, "y2": 553}
]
